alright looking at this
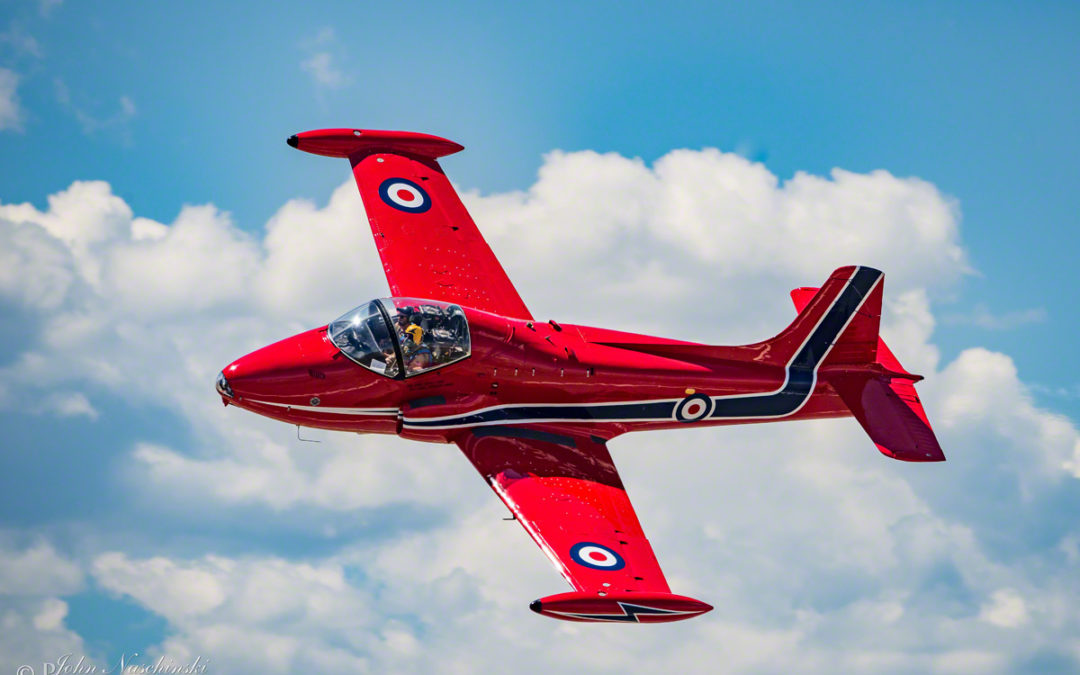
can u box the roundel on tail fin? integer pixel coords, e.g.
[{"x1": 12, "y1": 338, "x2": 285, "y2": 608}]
[{"x1": 379, "y1": 178, "x2": 431, "y2": 213}]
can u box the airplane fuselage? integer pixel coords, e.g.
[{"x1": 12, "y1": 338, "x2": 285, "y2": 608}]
[{"x1": 219, "y1": 305, "x2": 852, "y2": 444}]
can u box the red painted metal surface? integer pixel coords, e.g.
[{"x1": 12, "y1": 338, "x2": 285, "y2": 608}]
[
  {"x1": 458, "y1": 429, "x2": 670, "y2": 595},
  {"x1": 790, "y1": 287, "x2": 945, "y2": 461},
  {"x1": 288, "y1": 128, "x2": 464, "y2": 159},
  {"x1": 291, "y1": 128, "x2": 532, "y2": 320},
  {"x1": 531, "y1": 592, "x2": 713, "y2": 623},
  {"x1": 216, "y1": 129, "x2": 947, "y2": 623}
]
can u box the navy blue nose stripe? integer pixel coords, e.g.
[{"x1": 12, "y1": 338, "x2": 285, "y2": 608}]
[{"x1": 403, "y1": 267, "x2": 881, "y2": 429}]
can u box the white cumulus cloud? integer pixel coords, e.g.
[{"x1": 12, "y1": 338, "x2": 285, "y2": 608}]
[
  {"x1": 300, "y1": 28, "x2": 349, "y2": 90},
  {"x1": 979, "y1": 588, "x2": 1029, "y2": 628},
  {"x1": 301, "y1": 53, "x2": 347, "y2": 89},
  {"x1": 43, "y1": 391, "x2": 98, "y2": 419},
  {"x1": 0, "y1": 145, "x2": 1078, "y2": 672},
  {"x1": 92, "y1": 553, "x2": 376, "y2": 673},
  {"x1": 0, "y1": 541, "x2": 88, "y2": 671}
]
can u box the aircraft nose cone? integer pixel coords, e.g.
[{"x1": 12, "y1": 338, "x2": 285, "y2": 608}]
[
  {"x1": 221, "y1": 327, "x2": 337, "y2": 402},
  {"x1": 215, "y1": 371, "x2": 234, "y2": 399}
]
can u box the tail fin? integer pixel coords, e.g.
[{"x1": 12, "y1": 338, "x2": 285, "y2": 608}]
[
  {"x1": 791, "y1": 282, "x2": 946, "y2": 462},
  {"x1": 763, "y1": 265, "x2": 884, "y2": 368}
]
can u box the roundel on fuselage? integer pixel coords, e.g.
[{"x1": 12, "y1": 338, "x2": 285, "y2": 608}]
[{"x1": 674, "y1": 393, "x2": 714, "y2": 423}]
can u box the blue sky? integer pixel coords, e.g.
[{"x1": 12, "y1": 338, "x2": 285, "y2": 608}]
[
  {"x1": 4, "y1": 1, "x2": 1076, "y2": 411},
  {"x1": 2, "y1": 1, "x2": 1079, "y2": 673}
]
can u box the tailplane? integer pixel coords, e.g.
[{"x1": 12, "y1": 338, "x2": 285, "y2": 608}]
[{"x1": 791, "y1": 282, "x2": 946, "y2": 462}]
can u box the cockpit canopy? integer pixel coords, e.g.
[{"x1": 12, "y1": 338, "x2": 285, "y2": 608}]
[{"x1": 327, "y1": 298, "x2": 471, "y2": 378}]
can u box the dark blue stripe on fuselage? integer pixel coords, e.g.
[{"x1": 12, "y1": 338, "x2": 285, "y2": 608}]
[
  {"x1": 413, "y1": 399, "x2": 678, "y2": 428},
  {"x1": 403, "y1": 267, "x2": 880, "y2": 429}
]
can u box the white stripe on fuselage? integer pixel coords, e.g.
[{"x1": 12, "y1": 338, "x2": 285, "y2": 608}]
[{"x1": 242, "y1": 399, "x2": 398, "y2": 416}]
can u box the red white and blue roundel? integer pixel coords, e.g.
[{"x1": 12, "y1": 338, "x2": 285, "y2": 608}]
[
  {"x1": 378, "y1": 178, "x2": 431, "y2": 213},
  {"x1": 570, "y1": 542, "x2": 626, "y2": 570},
  {"x1": 674, "y1": 393, "x2": 715, "y2": 423}
]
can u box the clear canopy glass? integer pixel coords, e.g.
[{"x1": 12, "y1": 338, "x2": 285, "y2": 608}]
[
  {"x1": 327, "y1": 298, "x2": 471, "y2": 378},
  {"x1": 327, "y1": 300, "x2": 400, "y2": 378}
]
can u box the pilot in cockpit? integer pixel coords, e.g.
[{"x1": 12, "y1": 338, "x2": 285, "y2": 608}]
[
  {"x1": 400, "y1": 312, "x2": 432, "y2": 372},
  {"x1": 403, "y1": 316, "x2": 424, "y2": 346},
  {"x1": 391, "y1": 312, "x2": 411, "y2": 342}
]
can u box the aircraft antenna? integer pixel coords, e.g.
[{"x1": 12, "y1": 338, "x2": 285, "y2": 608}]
[{"x1": 296, "y1": 425, "x2": 321, "y2": 443}]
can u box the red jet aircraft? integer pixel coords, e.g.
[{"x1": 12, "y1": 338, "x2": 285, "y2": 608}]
[{"x1": 216, "y1": 129, "x2": 945, "y2": 624}]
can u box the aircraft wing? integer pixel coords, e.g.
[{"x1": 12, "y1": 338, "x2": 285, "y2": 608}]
[
  {"x1": 288, "y1": 129, "x2": 533, "y2": 320},
  {"x1": 455, "y1": 426, "x2": 712, "y2": 623}
]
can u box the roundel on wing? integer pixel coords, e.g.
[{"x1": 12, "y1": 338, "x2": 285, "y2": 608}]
[
  {"x1": 569, "y1": 542, "x2": 626, "y2": 570},
  {"x1": 674, "y1": 393, "x2": 714, "y2": 423},
  {"x1": 378, "y1": 178, "x2": 432, "y2": 213}
]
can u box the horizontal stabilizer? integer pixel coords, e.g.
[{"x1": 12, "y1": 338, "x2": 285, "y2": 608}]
[
  {"x1": 530, "y1": 591, "x2": 713, "y2": 623},
  {"x1": 830, "y1": 373, "x2": 945, "y2": 462}
]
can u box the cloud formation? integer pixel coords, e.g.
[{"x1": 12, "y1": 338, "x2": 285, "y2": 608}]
[
  {"x1": 1, "y1": 147, "x2": 1078, "y2": 672},
  {"x1": 942, "y1": 303, "x2": 1048, "y2": 331},
  {"x1": 0, "y1": 24, "x2": 43, "y2": 59},
  {"x1": 0, "y1": 67, "x2": 23, "y2": 130},
  {"x1": 300, "y1": 28, "x2": 349, "y2": 90},
  {"x1": 53, "y1": 80, "x2": 137, "y2": 137},
  {"x1": 301, "y1": 53, "x2": 347, "y2": 89},
  {"x1": 0, "y1": 540, "x2": 87, "y2": 669}
]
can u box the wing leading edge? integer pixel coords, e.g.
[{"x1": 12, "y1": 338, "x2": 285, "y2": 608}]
[
  {"x1": 289, "y1": 128, "x2": 532, "y2": 320},
  {"x1": 455, "y1": 427, "x2": 712, "y2": 623}
]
